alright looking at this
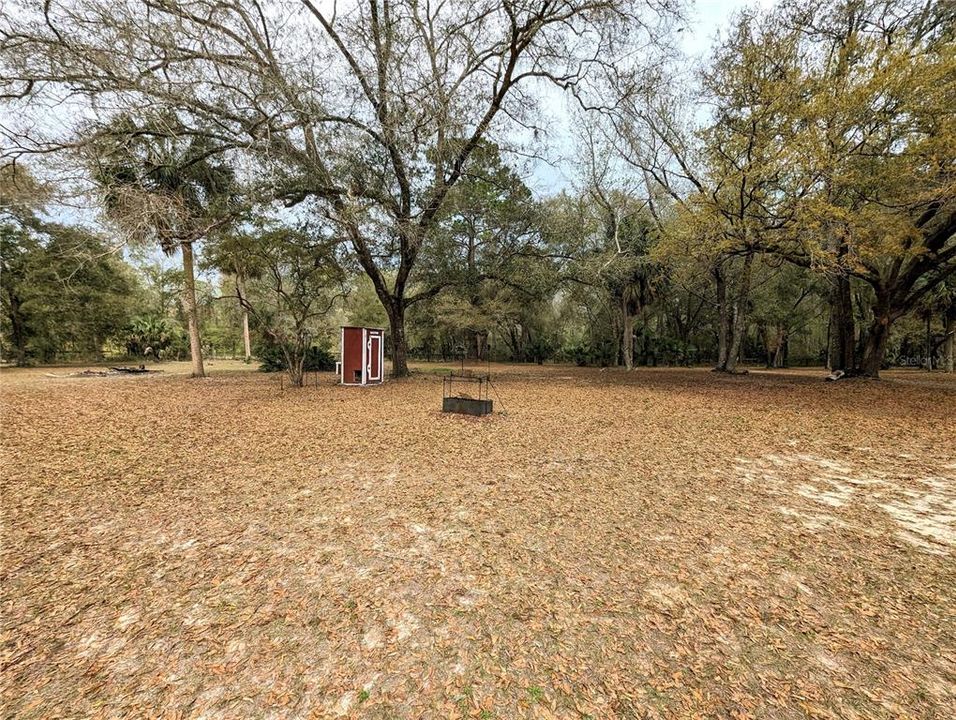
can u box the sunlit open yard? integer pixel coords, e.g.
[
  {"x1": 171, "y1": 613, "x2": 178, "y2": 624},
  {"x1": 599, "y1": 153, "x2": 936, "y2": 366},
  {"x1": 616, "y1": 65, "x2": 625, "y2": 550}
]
[{"x1": 2, "y1": 364, "x2": 954, "y2": 719}]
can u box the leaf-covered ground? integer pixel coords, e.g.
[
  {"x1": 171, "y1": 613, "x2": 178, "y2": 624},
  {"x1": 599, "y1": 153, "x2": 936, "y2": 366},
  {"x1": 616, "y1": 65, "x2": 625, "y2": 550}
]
[{"x1": 2, "y1": 362, "x2": 954, "y2": 719}]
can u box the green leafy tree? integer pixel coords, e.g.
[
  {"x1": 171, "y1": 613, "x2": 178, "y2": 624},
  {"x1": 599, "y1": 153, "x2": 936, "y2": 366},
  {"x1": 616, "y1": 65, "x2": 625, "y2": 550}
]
[
  {"x1": 778, "y1": 0, "x2": 956, "y2": 377},
  {"x1": 2, "y1": 165, "x2": 140, "y2": 363},
  {"x1": 415, "y1": 142, "x2": 545, "y2": 361},
  {"x1": 211, "y1": 224, "x2": 347, "y2": 387}
]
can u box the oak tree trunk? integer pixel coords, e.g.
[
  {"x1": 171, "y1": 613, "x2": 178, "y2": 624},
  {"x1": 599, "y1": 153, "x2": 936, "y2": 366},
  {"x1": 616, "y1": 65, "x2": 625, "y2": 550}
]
[
  {"x1": 860, "y1": 323, "x2": 889, "y2": 378},
  {"x1": 827, "y1": 274, "x2": 856, "y2": 373},
  {"x1": 386, "y1": 300, "x2": 408, "y2": 378},
  {"x1": 723, "y1": 254, "x2": 754, "y2": 374},
  {"x1": 288, "y1": 352, "x2": 305, "y2": 387},
  {"x1": 714, "y1": 263, "x2": 730, "y2": 371},
  {"x1": 860, "y1": 296, "x2": 892, "y2": 378},
  {"x1": 180, "y1": 242, "x2": 205, "y2": 378}
]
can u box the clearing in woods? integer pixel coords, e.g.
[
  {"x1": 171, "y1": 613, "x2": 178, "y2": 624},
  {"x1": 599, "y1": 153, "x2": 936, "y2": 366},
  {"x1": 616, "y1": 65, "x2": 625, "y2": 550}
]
[{"x1": 1, "y1": 362, "x2": 954, "y2": 719}]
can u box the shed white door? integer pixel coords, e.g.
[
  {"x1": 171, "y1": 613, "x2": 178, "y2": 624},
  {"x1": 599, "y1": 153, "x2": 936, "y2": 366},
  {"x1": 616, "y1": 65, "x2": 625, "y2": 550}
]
[{"x1": 367, "y1": 332, "x2": 382, "y2": 382}]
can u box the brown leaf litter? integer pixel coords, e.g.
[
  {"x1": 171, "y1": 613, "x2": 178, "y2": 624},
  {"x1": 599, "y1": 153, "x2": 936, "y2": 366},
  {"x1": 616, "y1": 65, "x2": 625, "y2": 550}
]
[{"x1": 1, "y1": 362, "x2": 954, "y2": 718}]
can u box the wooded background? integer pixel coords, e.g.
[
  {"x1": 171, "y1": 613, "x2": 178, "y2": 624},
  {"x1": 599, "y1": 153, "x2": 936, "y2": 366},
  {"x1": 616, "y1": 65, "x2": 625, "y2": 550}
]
[{"x1": 2, "y1": 0, "x2": 953, "y2": 383}]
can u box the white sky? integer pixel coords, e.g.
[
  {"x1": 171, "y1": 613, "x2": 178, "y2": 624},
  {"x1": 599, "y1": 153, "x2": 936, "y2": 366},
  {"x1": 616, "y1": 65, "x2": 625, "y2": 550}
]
[
  {"x1": 683, "y1": 0, "x2": 776, "y2": 56},
  {"x1": 526, "y1": 0, "x2": 776, "y2": 195}
]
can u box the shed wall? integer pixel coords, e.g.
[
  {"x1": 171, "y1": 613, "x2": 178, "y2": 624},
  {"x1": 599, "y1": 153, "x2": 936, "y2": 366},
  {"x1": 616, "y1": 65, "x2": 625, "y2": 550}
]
[{"x1": 342, "y1": 327, "x2": 365, "y2": 384}]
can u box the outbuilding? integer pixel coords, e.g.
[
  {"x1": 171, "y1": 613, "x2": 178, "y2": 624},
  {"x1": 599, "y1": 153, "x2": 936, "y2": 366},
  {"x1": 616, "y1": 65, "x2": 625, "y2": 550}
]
[{"x1": 339, "y1": 326, "x2": 385, "y2": 385}]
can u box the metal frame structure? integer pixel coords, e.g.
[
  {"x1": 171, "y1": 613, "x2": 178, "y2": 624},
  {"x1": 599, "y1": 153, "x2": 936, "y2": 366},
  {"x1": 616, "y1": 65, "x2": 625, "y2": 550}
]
[{"x1": 442, "y1": 370, "x2": 493, "y2": 416}]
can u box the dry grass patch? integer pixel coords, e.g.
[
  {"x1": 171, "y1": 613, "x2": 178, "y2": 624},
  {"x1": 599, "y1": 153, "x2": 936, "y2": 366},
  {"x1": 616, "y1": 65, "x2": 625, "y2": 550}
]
[{"x1": 2, "y1": 363, "x2": 954, "y2": 719}]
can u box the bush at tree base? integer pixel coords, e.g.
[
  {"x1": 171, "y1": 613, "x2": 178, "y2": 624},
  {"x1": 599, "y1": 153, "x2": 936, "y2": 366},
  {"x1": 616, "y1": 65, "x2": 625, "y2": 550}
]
[{"x1": 256, "y1": 340, "x2": 336, "y2": 373}]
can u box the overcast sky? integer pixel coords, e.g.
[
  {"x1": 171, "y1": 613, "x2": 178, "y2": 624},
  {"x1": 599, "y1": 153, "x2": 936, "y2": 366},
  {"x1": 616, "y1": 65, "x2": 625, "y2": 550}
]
[
  {"x1": 526, "y1": 0, "x2": 775, "y2": 194},
  {"x1": 683, "y1": 0, "x2": 775, "y2": 56}
]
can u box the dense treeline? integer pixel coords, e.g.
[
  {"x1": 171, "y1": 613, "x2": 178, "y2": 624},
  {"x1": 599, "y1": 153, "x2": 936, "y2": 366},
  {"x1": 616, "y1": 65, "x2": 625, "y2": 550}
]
[
  {"x1": 0, "y1": 165, "x2": 245, "y2": 364},
  {"x1": 1, "y1": 0, "x2": 953, "y2": 382}
]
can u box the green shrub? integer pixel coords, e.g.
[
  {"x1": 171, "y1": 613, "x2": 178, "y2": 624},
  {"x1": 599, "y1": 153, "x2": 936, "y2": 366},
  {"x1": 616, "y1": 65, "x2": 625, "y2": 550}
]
[
  {"x1": 256, "y1": 339, "x2": 336, "y2": 373},
  {"x1": 560, "y1": 338, "x2": 616, "y2": 367},
  {"x1": 124, "y1": 315, "x2": 185, "y2": 360}
]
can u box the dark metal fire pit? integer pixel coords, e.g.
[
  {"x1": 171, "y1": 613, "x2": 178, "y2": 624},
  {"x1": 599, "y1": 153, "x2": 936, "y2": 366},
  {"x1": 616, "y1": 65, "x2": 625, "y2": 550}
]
[{"x1": 442, "y1": 372, "x2": 493, "y2": 416}]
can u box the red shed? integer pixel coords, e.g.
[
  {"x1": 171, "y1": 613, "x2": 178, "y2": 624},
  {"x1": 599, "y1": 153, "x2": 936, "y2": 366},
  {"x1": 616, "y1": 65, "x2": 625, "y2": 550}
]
[{"x1": 339, "y1": 326, "x2": 385, "y2": 385}]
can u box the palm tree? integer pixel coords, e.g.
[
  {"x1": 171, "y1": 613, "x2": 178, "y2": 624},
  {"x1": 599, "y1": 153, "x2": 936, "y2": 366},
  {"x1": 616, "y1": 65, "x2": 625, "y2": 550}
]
[{"x1": 86, "y1": 114, "x2": 237, "y2": 377}]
